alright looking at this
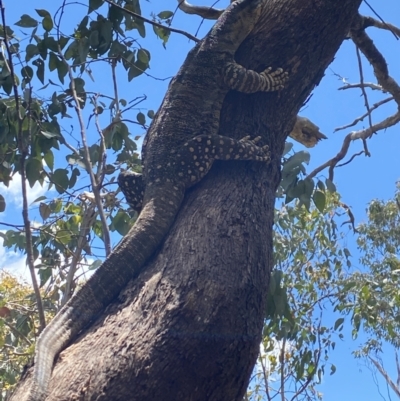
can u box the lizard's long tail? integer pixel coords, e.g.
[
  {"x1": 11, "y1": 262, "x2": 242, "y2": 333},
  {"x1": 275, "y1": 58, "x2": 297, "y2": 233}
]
[{"x1": 29, "y1": 182, "x2": 185, "y2": 401}]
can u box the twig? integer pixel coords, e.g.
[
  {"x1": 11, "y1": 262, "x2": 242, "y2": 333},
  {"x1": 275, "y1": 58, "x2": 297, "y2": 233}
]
[
  {"x1": 58, "y1": 133, "x2": 81, "y2": 156},
  {"x1": 2, "y1": 319, "x2": 32, "y2": 346},
  {"x1": 259, "y1": 350, "x2": 272, "y2": 401},
  {"x1": 280, "y1": 338, "x2": 286, "y2": 401},
  {"x1": 0, "y1": 0, "x2": 46, "y2": 332},
  {"x1": 338, "y1": 82, "x2": 382, "y2": 91},
  {"x1": 58, "y1": 46, "x2": 112, "y2": 256},
  {"x1": 334, "y1": 96, "x2": 393, "y2": 132},
  {"x1": 103, "y1": 0, "x2": 199, "y2": 43},
  {"x1": 0, "y1": 222, "x2": 25, "y2": 229},
  {"x1": 111, "y1": 59, "x2": 120, "y2": 117},
  {"x1": 336, "y1": 151, "x2": 364, "y2": 167},
  {"x1": 369, "y1": 356, "x2": 400, "y2": 398},
  {"x1": 61, "y1": 203, "x2": 96, "y2": 306},
  {"x1": 340, "y1": 202, "x2": 357, "y2": 231},
  {"x1": 93, "y1": 96, "x2": 108, "y2": 186},
  {"x1": 289, "y1": 322, "x2": 321, "y2": 401},
  {"x1": 307, "y1": 111, "x2": 400, "y2": 181},
  {"x1": 355, "y1": 45, "x2": 374, "y2": 144}
]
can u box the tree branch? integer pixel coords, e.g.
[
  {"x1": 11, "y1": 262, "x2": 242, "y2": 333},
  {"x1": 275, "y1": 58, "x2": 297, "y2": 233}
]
[
  {"x1": 104, "y1": 0, "x2": 199, "y2": 43},
  {"x1": 334, "y1": 96, "x2": 393, "y2": 132},
  {"x1": 58, "y1": 47, "x2": 112, "y2": 256},
  {"x1": 307, "y1": 111, "x2": 400, "y2": 180},
  {"x1": 308, "y1": 15, "x2": 400, "y2": 180}
]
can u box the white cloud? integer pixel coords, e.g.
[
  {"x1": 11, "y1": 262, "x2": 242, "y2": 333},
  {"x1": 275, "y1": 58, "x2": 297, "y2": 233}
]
[
  {"x1": 0, "y1": 237, "x2": 30, "y2": 279},
  {"x1": 1, "y1": 174, "x2": 49, "y2": 209},
  {"x1": 0, "y1": 175, "x2": 47, "y2": 279}
]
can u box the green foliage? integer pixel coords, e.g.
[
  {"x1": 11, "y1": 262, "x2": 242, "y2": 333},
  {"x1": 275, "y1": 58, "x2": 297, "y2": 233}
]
[
  {"x1": 0, "y1": 1, "x2": 174, "y2": 390},
  {"x1": 0, "y1": 272, "x2": 51, "y2": 400},
  {"x1": 247, "y1": 193, "x2": 352, "y2": 400},
  {"x1": 278, "y1": 143, "x2": 335, "y2": 212},
  {"x1": 348, "y1": 183, "x2": 400, "y2": 355},
  {"x1": 0, "y1": 0, "x2": 163, "y2": 291}
]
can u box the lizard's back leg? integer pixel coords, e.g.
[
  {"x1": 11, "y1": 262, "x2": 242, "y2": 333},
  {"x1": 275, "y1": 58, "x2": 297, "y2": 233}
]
[{"x1": 118, "y1": 171, "x2": 145, "y2": 213}]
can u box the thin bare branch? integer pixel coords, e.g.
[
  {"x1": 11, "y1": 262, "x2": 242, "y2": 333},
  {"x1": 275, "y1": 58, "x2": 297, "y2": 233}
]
[
  {"x1": 280, "y1": 339, "x2": 286, "y2": 401},
  {"x1": 336, "y1": 151, "x2": 364, "y2": 167},
  {"x1": 355, "y1": 45, "x2": 373, "y2": 142},
  {"x1": 111, "y1": 59, "x2": 120, "y2": 116},
  {"x1": 334, "y1": 96, "x2": 393, "y2": 132},
  {"x1": 0, "y1": 222, "x2": 25, "y2": 229},
  {"x1": 58, "y1": 46, "x2": 112, "y2": 256},
  {"x1": 58, "y1": 133, "x2": 81, "y2": 156},
  {"x1": 339, "y1": 82, "x2": 382, "y2": 91},
  {"x1": 259, "y1": 351, "x2": 273, "y2": 401},
  {"x1": 104, "y1": 0, "x2": 199, "y2": 43},
  {"x1": 61, "y1": 203, "x2": 96, "y2": 306},
  {"x1": 308, "y1": 17, "x2": 400, "y2": 180},
  {"x1": 351, "y1": 18, "x2": 400, "y2": 104},
  {"x1": 2, "y1": 319, "x2": 32, "y2": 346},
  {"x1": 307, "y1": 111, "x2": 400, "y2": 181},
  {"x1": 369, "y1": 356, "x2": 400, "y2": 398},
  {"x1": 93, "y1": 97, "x2": 108, "y2": 185}
]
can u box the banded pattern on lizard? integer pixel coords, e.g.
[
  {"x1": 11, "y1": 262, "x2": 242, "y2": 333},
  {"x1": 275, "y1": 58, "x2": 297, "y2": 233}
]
[
  {"x1": 178, "y1": 0, "x2": 328, "y2": 149},
  {"x1": 28, "y1": 1, "x2": 288, "y2": 400}
]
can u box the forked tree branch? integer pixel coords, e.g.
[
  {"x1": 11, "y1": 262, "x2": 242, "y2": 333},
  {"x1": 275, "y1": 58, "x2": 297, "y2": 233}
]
[{"x1": 308, "y1": 14, "x2": 400, "y2": 180}]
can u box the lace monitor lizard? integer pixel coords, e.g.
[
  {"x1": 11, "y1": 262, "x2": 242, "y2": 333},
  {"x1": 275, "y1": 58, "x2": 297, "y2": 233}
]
[{"x1": 28, "y1": 1, "x2": 288, "y2": 400}]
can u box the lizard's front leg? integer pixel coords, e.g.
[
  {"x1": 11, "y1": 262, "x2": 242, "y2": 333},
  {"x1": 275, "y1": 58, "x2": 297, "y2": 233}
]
[{"x1": 224, "y1": 63, "x2": 289, "y2": 93}]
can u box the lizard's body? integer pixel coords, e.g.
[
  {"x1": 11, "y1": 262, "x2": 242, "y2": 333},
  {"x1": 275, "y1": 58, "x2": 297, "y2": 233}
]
[{"x1": 28, "y1": 1, "x2": 288, "y2": 400}]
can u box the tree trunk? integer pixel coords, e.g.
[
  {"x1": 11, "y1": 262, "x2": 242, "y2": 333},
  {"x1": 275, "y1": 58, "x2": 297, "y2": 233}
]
[{"x1": 13, "y1": 0, "x2": 361, "y2": 400}]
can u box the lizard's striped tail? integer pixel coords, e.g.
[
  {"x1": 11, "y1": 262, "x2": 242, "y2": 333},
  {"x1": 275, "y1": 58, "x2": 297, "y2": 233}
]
[{"x1": 28, "y1": 182, "x2": 185, "y2": 401}]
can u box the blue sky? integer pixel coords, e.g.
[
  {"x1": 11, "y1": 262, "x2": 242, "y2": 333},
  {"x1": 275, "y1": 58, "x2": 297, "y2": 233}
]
[{"x1": 1, "y1": 0, "x2": 399, "y2": 399}]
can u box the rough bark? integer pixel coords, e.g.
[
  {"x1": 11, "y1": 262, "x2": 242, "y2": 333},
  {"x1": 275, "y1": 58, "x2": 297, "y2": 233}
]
[{"x1": 12, "y1": 0, "x2": 362, "y2": 400}]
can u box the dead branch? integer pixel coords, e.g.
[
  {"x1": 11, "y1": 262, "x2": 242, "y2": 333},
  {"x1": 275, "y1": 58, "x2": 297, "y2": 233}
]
[
  {"x1": 339, "y1": 82, "x2": 382, "y2": 91},
  {"x1": 351, "y1": 16, "x2": 400, "y2": 103},
  {"x1": 369, "y1": 356, "x2": 400, "y2": 398},
  {"x1": 307, "y1": 14, "x2": 400, "y2": 180},
  {"x1": 308, "y1": 111, "x2": 400, "y2": 181},
  {"x1": 361, "y1": 15, "x2": 400, "y2": 39},
  {"x1": 355, "y1": 45, "x2": 373, "y2": 140},
  {"x1": 334, "y1": 96, "x2": 393, "y2": 132}
]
